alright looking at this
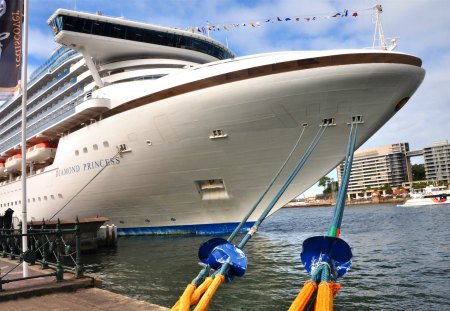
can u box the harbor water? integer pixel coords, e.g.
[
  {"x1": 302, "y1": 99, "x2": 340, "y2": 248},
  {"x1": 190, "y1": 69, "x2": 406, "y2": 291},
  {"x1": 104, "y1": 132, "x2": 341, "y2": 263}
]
[{"x1": 83, "y1": 203, "x2": 450, "y2": 310}]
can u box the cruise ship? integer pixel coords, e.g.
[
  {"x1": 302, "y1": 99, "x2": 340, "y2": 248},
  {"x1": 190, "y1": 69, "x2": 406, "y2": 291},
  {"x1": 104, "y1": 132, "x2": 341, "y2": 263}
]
[{"x1": 0, "y1": 9, "x2": 425, "y2": 235}]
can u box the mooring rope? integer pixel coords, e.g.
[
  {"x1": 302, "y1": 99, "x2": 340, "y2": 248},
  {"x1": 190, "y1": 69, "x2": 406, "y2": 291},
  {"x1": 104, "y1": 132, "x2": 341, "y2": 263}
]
[
  {"x1": 227, "y1": 124, "x2": 308, "y2": 243},
  {"x1": 288, "y1": 119, "x2": 359, "y2": 311},
  {"x1": 173, "y1": 120, "x2": 331, "y2": 311},
  {"x1": 329, "y1": 121, "x2": 358, "y2": 237},
  {"x1": 173, "y1": 124, "x2": 310, "y2": 310}
]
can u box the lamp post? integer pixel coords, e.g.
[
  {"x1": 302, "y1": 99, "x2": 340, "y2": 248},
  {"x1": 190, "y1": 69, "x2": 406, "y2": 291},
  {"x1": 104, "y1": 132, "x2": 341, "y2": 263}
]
[{"x1": 20, "y1": 0, "x2": 29, "y2": 278}]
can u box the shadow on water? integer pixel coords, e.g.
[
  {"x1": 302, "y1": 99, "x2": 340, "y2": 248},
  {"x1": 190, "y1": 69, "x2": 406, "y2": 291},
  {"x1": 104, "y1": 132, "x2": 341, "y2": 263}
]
[{"x1": 83, "y1": 204, "x2": 450, "y2": 310}]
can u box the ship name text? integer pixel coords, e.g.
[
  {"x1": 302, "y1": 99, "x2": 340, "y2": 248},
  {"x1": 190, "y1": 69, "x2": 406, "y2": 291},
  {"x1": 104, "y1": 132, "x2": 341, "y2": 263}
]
[{"x1": 56, "y1": 157, "x2": 121, "y2": 177}]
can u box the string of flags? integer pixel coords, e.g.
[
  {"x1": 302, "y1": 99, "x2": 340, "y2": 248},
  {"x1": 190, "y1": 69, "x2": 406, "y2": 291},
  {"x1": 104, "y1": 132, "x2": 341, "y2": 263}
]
[{"x1": 182, "y1": 8, "x2": 369, "y2": 35}]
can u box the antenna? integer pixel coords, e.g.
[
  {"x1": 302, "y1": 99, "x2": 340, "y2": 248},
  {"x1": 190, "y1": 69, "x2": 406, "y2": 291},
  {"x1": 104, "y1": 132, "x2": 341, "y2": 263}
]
[
  {"x1": 372, "y1": 4, "x2": 398, "y2": 51},
  {"x1": 372, "y1": 5, "x2": 386, "y2": 50}
]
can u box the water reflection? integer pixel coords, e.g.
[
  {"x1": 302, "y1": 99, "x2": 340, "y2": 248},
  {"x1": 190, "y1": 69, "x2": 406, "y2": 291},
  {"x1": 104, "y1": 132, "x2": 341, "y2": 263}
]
[{"x1": 84, "y1": 204, "x2": 450, "y2": 310}]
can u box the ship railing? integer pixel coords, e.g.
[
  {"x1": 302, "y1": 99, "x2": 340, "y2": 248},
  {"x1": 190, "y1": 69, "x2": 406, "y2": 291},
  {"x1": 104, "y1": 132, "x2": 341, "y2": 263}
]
[
  {"x1": 0, "y1": 218, "x2": 83, "y2": 290},
  {"x1": 24, "y1": 69, "x2": 72, "y2": 111},
  {"x1": 27, "y1": 79, "x2": 78, "y2": 119},
  {"x1": 0, "y1": 88, "x2": 82, "y2": 151},
  {"x1": 0, "y1": 79, "x2": 78, "y2": 139},
  {"x1": 29, "y1": 49, "x2": 80, "y2": 85},
  {"x1": 0, "y1": 68, "x2": 71, "y2": 126},
  {"x1": 0, "y1": 50, "x2": 81, "y2": 117},
  {"x1": 0, "y1": 95, "x2": 84, "y2": 154}
]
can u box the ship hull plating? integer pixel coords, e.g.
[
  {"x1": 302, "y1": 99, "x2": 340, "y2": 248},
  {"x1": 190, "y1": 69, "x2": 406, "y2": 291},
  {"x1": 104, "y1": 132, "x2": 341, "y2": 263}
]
[{"x1": 0, "y1": 56, "x2": 425, "y2": 235}]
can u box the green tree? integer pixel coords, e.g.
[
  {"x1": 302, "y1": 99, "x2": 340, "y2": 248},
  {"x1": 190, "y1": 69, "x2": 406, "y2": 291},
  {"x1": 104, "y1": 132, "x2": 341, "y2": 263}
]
[
  {"x1": 412, "y1": 164, "x2": 425, "y2": 181},
  {"x1": 412, "y1": 181, "x2": 429, "y2": 189},
  {"x1": 382, "y1": 183, "x2": 393, "y2": 195},
  {"x1": 318, "y1": 176, "x2": 338, "y2": 196},
  {"x1": 318, "y1": 176, "x2": 331, "y2": 188}
]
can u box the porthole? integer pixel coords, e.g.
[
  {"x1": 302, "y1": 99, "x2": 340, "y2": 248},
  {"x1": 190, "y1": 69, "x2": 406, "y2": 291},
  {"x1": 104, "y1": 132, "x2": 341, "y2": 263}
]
[
  {"x1": 83, "y1": 147, "x2": 88, "y2": 153},
  {"x1": 75, "y1": 150, "x2": 79, "y2": 156},
  {"x1": 51, "y1": 195, "x2": 55, "y2": 199},
  {"x1": 58, "y1": 193, "x2": 63, "y2": 198},
  {"x1": 44, "y1": 196, "x2": 48, "y2": 201},
  {"x1": 103, "y1": 141, "x2": 109, "y2": 147},
  {"x1": 93, "y1": 144, "x2": 98, "y2": 150}
]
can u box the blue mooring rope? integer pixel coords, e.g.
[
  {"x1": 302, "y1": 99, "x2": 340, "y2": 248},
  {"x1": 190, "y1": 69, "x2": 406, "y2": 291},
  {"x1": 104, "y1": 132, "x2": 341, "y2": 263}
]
[
  {"x1": 328, "y1": 121, "x2": 358, "y2": 236},
  {"x1": 214, "y1": 124, "x2": 329, "y2": 278}
]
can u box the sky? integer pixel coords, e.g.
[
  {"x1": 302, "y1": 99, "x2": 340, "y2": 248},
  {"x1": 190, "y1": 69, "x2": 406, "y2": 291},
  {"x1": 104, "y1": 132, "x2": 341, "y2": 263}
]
[{"x1": 19, "y1": 0, "x2": 450, "y2": 194}]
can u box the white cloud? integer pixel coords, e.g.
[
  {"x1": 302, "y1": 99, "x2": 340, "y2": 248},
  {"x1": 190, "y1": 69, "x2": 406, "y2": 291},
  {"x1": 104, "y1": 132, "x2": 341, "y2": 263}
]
[{"x1": 28, "y1": 28, "x2": 58, "y2": 60}]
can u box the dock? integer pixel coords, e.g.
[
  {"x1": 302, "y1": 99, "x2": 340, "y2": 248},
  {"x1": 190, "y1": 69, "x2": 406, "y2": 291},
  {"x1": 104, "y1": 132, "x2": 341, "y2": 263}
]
[{"x1": 0, "y1": 257, "x2": 168, "y2": 310}]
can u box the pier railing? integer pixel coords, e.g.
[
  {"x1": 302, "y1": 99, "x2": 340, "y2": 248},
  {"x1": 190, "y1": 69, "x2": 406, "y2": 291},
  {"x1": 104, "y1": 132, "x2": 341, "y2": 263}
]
[{"x1": 0, "y1": 218, "x2": 83, "y2": 290}]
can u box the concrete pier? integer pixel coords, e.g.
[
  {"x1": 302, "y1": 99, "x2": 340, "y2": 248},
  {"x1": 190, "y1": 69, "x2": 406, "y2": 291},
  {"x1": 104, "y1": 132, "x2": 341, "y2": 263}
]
[{"x1": 0, "y1": 257, "x2": 168, "y2": 310}]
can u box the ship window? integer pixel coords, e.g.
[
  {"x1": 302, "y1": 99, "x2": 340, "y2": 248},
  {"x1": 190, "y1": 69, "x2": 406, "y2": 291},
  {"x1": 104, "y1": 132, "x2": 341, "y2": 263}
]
[
  {"x1": 51, "y1": 195, "x2": 55, "y2": 200},
  {"x1": 83, "y1": 147, "x2": 88, "y2": 153},
  {"x1": 44, "y1": 196, "x2": 47, "y2": 201},
  {"x1": 55, "y1": 14, "x2": 235, "y2": 60},
  {"x1": 58, "y1": 193, "x2": 63, "y2": 198},
  {"x1": 103, "y1": 141, "x2": 109, "y2": 147},
  {"x1": 38, "y1": 197, "x2": 41, "y2": 202},
  {"x1": 33, "y1": 198, "x2": 35, "y2": 202},
  {"x1": 75, "y1": 150, "x2": 79, "y2": 156},
  {"x1": 93, "y1": 144, "x2": 98, "y2": 150}
]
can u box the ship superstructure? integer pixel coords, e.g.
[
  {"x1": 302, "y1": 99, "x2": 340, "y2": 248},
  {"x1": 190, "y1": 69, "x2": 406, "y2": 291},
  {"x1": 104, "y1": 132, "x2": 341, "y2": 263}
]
[{"x1": 0, "y1": 9, "x2": 425, "y2": 235}]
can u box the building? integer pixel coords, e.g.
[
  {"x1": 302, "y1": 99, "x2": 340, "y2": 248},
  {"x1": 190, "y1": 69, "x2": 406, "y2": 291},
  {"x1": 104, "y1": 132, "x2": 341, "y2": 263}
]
[
  {"x1": 423, "y1": 140, "x2": 450, "y2": 183},
  {"x1": 337, "y1": 143, "x2": 411, "y2": 199}
]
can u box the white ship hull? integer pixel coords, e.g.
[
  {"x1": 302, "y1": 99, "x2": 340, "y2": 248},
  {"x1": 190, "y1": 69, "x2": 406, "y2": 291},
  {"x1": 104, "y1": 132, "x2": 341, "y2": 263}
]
[
  {"x1": 0, "y1": 50, "x2": 425, "y2": 235},
  {"x1": 400, "y1": 198, "x2": 449, "y2": 207}
]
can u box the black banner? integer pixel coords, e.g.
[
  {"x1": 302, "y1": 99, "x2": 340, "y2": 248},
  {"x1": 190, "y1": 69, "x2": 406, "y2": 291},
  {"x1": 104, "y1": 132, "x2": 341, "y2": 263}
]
[{"x1": 0, "y1": 0, "x2": 23, "y2": 100}]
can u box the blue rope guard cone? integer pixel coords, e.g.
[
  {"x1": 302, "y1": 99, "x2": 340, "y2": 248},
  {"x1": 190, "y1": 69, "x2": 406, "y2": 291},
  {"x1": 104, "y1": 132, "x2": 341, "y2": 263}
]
[
  {"x1": 199, "y1": 238, "x2": 247, "y2": 281},
  {"x1": 300, "y1": 236, "x2": 352, "y2": 279}
]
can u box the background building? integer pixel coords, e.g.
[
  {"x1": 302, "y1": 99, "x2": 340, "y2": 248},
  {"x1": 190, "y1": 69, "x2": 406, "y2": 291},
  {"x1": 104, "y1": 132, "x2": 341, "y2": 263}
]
[
  {"x1": 423, "y1": 140, "x2": 450, "y2": 183},
  {"x1": 337, "y1": 143, "x2": 411, "y2": 199}
]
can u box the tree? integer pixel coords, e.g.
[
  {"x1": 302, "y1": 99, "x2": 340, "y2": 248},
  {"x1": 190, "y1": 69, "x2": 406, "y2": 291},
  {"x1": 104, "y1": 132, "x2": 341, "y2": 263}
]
[
  {"x1": 412, "y1": 181, "x2": 429, "y2": 189},
  {"x1": 318, "y1": 176, "x2": 331, "y2": 188},
  {"x1": 412, "y1": 164, "x2": 425, "y2": 181},
  {"x1": 382, "y1": 183, "x2": 393, "y2": 195},
  {"x1": 318, "y1": 176, "x2": 338, "y2": 197}
]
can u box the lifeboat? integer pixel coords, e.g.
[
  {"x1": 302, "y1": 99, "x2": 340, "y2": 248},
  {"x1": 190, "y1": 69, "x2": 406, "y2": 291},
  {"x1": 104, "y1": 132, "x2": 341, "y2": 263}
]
[
  {"x1": 0, "y1": 162, "x2": 6, "y2": 176},
  {"x1": 5, "y1": 154, "x2": 22, "y2": 171},
  {"x1": 26, "y1": 143, "x2": 57, "y2": 162}
]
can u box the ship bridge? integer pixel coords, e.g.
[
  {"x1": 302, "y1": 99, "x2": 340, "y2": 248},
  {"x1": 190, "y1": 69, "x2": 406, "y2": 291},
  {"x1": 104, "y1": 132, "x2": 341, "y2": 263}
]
[{"x1": 47, "y1": 9, "x2": 235, "y2": 66}]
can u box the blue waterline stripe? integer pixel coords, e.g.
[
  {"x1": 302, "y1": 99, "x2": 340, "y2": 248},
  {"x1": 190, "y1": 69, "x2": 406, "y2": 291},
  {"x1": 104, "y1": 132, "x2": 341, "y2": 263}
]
[{"x1": 117, "y1": 222, "x2": 255, "y2": 236}]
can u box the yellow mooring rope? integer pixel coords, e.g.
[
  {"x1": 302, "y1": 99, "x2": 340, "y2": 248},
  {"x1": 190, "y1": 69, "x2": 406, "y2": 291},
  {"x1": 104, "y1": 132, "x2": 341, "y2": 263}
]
[{"x1": 288, "y1": 280, "x2": 317, "y2": 311}]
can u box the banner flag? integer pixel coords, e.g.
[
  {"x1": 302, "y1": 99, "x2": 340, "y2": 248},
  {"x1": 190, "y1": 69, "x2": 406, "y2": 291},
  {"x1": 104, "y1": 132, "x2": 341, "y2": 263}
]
[{"x1": 0, "y1": 0, "x2": 24, "y2": 101}]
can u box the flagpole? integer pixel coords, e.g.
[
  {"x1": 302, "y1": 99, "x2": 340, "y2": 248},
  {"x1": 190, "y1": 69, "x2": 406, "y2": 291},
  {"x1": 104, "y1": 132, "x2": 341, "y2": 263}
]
[{"x1": 21, "y1": 0, "x2": 29, "y2": 278}]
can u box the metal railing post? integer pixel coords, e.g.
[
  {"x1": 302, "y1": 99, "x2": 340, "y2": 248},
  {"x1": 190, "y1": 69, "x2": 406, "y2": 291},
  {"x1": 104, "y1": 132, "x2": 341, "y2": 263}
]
[
  {"x1": 55, "y1": 219, "x2": 64, "y2": 282},
  {"x1": 10, "y1": 222, "x2": 16, "y2": 260},
  {"x1": 75, "y1": 217, "x2": 83, "y2": 278},
  {"x1": 41, "y1": 219, "x2": 48, "y2": 269}
]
